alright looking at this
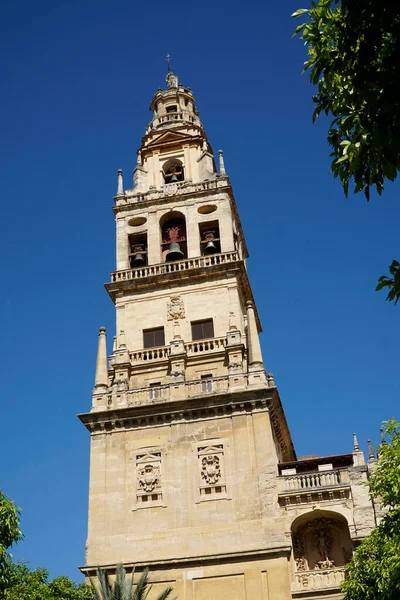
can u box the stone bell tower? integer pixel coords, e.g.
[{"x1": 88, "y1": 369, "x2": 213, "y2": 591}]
[{"x1": 79, "y1": 68, "x2": 376, "y2": 600}]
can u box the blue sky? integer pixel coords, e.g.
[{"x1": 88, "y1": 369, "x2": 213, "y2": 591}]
[{"x1": 1, "y1": 0, "x2": 398, "y2": 583}]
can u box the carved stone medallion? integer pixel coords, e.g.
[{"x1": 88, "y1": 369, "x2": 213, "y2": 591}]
[
  {"x1": 164, "y1": 183, "x2": 178, "y2": 196},
  {"x1": 167, "y1": 296, "x2": 185, "y2": 320},
  {"x1": 137, "y1": 464, "x2": 160, "y2": 493},
  {"x1": 201, "y1": 455, "x2": 221, "y2": 485}
]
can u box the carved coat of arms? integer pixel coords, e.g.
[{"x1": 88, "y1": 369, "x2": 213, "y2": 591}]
[
  {"x1": 201, "y1": 455, "x2": 221, "y2": 485},
  {"x1": 138, "y1": 464, "x2": 160, "y2": 493},
  {"x1": 167, "y1": 297, "x2": 185, "y2": 321}
]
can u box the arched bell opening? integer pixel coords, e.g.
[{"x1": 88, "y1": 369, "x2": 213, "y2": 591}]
[
  {"x1": 162, "y1": 158, "x2": 185, "y2": 184},
  {"x1": 128, "y1": 232, "x2": 148, "y2": 268},
  {"x1": 160, "y1": 211, "x2": 187, "y2": 262},
  {"x1": 199, "y1": 220, "x2": 221, "y2": 256},
  {"x1": 291, "y1": 510, "x2": 352, "y2": 574}
]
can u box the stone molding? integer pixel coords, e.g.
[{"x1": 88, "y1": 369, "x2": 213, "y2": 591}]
[
  {"x1": 80, "y1": 386, "x2": 295, "y2": 462},
  {"x1": 79, "y1": 544, "x2": 292, "y2": 577}
]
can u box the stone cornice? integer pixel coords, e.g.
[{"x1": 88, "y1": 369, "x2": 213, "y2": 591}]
[
  {"x1": 269, "y1": 388, "x2": 297, "y2": 462},
  {"x1": 79, "y1": 384, "x2": 295, "y2": 462},
  {"x1": 79, "y1": 387, "x2": 272, "y2": 434},
  {"x1": 80, "y1": 544, "x2": 292, "y2": 576},
  {"x1": 105, "y1": 259, "x2": 262, "y2": 332},
  {"x1": 113, "y1": 177, "x2": 232, "y2": 213}
]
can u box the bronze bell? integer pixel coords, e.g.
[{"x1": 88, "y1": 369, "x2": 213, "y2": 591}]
[
  {"x1": 204, "y1": 240, "x2": 218, "y2": 255},
  {"x1": 131, "y1": 252, "x2": 146, "y2": 267},
  {"x1": 169, "y1": 173, "x2": 179, "y2": 182},
  {"x1": 166, "y1": 242, "x2": 184, "y2": 262}
]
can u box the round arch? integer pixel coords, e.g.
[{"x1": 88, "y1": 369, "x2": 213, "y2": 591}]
[
  {"x1": 291, "y1": 510, "x2": 352, "y2": 572},
  {"x1": 159, "y1": 211, "x2": 187, "y2": 262}
]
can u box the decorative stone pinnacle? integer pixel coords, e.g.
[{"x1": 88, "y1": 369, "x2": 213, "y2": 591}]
[
  {"x1": 218, "y1": 149, "x2": 226, "y2": 176},
  {"x1": 380, "y1": 428, "x2": 386, "y2": 443},
  {"x1": 353, "y1": 433, "x2": 360, "y2": 452},
  {"x1": 117, "y1": 169, "x2": 124, "y2": 196},
  {"x1": 94, "y1": 326, "x2": 108, "y2": 390},
  {"x1": 246, "y1": 301, "x2": 263, "y2": 366},
  {"x1": 367, "y1": 439, "x2": 375, "y2": 460}
]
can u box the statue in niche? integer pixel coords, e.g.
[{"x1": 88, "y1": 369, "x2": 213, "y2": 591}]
[{"x1": 313, "y1": 528, "x2": 335, "y2": 569}]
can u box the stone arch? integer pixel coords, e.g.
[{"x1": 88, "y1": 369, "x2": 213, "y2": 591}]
[
  {"x1": 159, "y1": 210, "x2": 187, "y2": 262},
  {"x1": 291, "y1": 510, "x2": 352, "y2": 572}
]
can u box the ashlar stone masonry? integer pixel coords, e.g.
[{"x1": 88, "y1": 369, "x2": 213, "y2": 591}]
[{"x1": 79, "y1": 69, "x2": 377, "y2": 600}]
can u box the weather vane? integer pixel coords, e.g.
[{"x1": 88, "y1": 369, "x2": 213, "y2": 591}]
[{"x1": 166, "y1": 53, "x2": 172, "y2": 72}]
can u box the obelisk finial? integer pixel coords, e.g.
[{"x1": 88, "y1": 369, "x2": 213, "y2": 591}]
[
  {"x1": 94, "y1": 327, "x2": 108, "y2": 391},
  {"x1": 367, "y1": 439, "x2": 375, "y2": 461},
  {"x1": 218, "y1": 150, "x2": 226, "y2": 176},
  {"x1": 117, "y1": 169, "x2": 124, "y2": 196}
]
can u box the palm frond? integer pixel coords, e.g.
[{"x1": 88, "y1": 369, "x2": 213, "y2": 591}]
[
  {"x1": 155, "y1": 586, "x2": 175, "y2": 600},
  {"x1": 133, "y1": 568, "x2": 150, "y2": 600}
]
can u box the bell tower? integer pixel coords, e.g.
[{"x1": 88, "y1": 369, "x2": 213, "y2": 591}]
[{"x1": 79, "y1": 68, "x2": 298, "y2": 599}]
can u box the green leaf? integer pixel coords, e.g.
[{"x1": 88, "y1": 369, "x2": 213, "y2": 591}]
[{"x1": 291, "y1": 8, "x2": 309, "y2": 18}]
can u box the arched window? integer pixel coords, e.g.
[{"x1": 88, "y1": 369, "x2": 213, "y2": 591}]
[
  {"x1": 160, "y1": 212, "x2": 187, "y2": 262},
  {"x1": 162, "y1": 158, "x2": 185, "y2": 184}
]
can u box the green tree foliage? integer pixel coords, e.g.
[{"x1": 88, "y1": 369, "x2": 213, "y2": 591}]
[
  {"x1": 376, "y1": 260, "x2": 400, "y2": 305},
  {"x1": 90, "y1": 563, "x2": 174, "y2": 600},
  {"x1": 292, "y1": 1, "x2": 400, "y2": 198},
  {"x1": 0, "y1": 492, "x2": 23, "y2": 594},
  {"x1": 3, "y1": 562, "x2": 95, "y2": 600},
  {"x1": 292, "y1": 1, "x2": 400, "y2": 304},
  {"x1": 341, "y1": 419, "x2": 400, "y2": 600}
]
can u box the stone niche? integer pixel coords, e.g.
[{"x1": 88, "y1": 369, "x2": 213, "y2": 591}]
[{"x1": 292, "y1": 512, "x2": 352, "y2": 572}]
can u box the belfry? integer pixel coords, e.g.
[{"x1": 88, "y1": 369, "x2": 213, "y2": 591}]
[{"x1": 79, "y1": 69, "x2": 377, "y2": 600}]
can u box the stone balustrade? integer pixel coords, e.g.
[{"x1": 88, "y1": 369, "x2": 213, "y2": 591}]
[
  {"x1": 292, "y1": 567, "x2": 345, "y2": 592},
  {"x1": 185, "y1": 337, "x2": 226, "y2": 355},
  {"x1": 130, "y1": 346, "x2": 169, "y2": 363},
  {"x1": 118, "y1": 177, "x2": 230, "y2": 205},
  {"x1": 125, "y1": 375, "x2": 230, "y2": 407},
  {"x1": 280, "y1": 469, "x2": 349, "y2": 493},
  {"x1": 110, "y1": 252, "x2": 239, "y2": 283},
  {"x1": 152, "y1": 111, "x2": 200, "y2": 127}
]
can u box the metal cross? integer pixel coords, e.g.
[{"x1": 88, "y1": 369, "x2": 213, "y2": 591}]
[{"x1": 166, "y1": 53, "x2": 172, "y2": 72}]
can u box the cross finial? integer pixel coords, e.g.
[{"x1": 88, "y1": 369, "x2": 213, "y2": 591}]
[{"x1": 166, "y1": 53, "x2": 172, "y2": 72}]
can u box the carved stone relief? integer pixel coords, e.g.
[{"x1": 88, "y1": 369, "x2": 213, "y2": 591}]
[
  {"x1": 167, "y1": 296, "x2": 185, "y2": 320},
  {"x1": 197, "y1": 444, "x2": 226, "y2": 497},
  {"x1": 293, "y1": 517, "x2": 352, "y2": 572},
  {"x1": 136, "y1": 451, "x2": 162, "y2": 505},
  {"x1": 201, "y1": 455, "x2": 221, "y2": 485},
  {"x1": 138, "y1": 463, "x2": 160, "y2": 492}
]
